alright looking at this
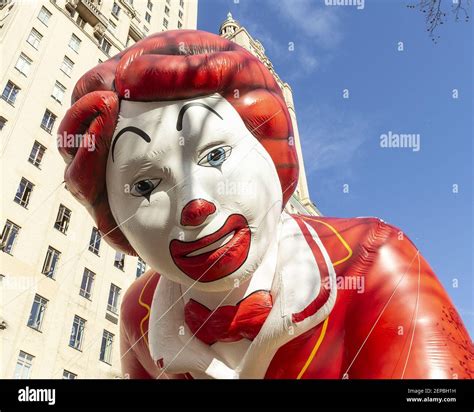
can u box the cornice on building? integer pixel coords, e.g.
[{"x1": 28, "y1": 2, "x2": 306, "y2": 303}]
[
  {"x1": 221, "y1": 21, "x2": 292, "y2": 101},
  {"x1": 120, "y1": 0, "x2": 140, "y2": 19},
  {"x1": 51, "y1": 0, "x2": 127, "y2": 55},
  {"x1": 65, "y1": 0, "x2": 108, "y2": 27}
]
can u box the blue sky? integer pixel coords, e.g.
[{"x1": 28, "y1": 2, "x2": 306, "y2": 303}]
[{"x1": 197, "y1": 0, "x2": 473, "y2": 336}]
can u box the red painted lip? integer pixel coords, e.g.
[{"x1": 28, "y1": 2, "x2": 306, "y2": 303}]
[{"x1": 169, "y1": 214, "x2": 251, "y2": 283}]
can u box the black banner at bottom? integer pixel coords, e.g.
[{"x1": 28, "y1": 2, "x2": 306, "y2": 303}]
[{"x1": 0, "y1": 379, "x2": 472, "y2": 411}]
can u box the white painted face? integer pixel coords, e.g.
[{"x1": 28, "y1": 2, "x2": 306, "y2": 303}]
[{"x1": 106, "y1": 94, "x2": 282, "y2": 291}]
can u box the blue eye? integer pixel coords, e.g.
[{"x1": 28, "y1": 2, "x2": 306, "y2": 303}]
[
  {"x1": 198, "y1": 146, "x2": 232, "y2": 167},
  {"x1": 130, "y1": 178, "x2": 162, "y2": 199}
]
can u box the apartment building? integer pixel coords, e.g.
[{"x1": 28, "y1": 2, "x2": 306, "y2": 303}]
[{"x1": 0, "y1": 0, "x2": 197, "y2": 379}]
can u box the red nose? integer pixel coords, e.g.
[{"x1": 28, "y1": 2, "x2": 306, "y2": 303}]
[{"x1": 180, "y1": 199, "x2": 216, "y2": 227}]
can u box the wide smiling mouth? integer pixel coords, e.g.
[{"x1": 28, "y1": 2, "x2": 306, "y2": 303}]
[
  {"x1": 169, "y1": 214, "x2": 251, "y2": 283},
  {"x1": 170, "y1": 214, "x2": 248, "y2": 257},
  {"x1": 186, "y1": 231, "x2": 235, "y2": 257}
]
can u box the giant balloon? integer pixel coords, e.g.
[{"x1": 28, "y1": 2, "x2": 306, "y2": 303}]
[{"x1": 57, "y1": 30, "x2": 473, "y2": 379}]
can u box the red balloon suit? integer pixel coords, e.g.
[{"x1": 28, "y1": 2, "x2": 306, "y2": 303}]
[{"x1": 57, "y1": 30, "x2": 473, "y2": 379}]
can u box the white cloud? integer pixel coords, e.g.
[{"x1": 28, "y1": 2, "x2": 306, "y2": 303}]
[
  {"x1": 231, "y1": 0, "x2": 341, "y2": 80},
  {"x1": 298, "y1": 103, "x2": 371, "y2": 175},
  {"x1": 300, "y1": 53, "x2": 319, "y2": 71},
  {"x1": 271, "y1": 0, "x2": 343, "y2": 49}
]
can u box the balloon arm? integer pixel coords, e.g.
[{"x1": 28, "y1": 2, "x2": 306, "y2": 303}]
[
  {"x1": 340, "y1": 232, "x2": 473, "y2": 379},
  {"x1": 120, "y1": 322, "x2": 154, "y2": 379}
]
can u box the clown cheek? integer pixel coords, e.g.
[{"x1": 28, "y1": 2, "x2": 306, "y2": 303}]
[{"x1": 218, "y1": 148, "x2": 280, "y2": 214}]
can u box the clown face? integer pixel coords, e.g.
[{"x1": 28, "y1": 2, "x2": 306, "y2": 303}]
[{"x1": 106, "y1": 94, "x2": 282, "y2": 291}]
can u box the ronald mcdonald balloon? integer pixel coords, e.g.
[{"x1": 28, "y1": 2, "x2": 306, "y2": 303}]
[{"x1": 57, "y1": 30, "x2": 473, "y2": 379}]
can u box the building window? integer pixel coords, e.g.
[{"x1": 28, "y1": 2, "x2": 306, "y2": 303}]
[
  {"x1": 178, "y1": 10, "x2": 183, "y2": 19},
  {"x1": 147, "y1": 0, "x2": 153, "y2": 11},
  {"x1": 163, "y1": 18, "x2": 168, "y2": 29},
  {"x1": 26, "y1": 28, "x2": 43, "y2": 49},
  {"x1": 15, "y1": 53, "x2": 32, "y2": 76},
  {"x1": 145, "y1": 12, "x2": 151, "y2": 23},
  {"x1": 63, "y1": 370, "x2": 77, "y2": 379},
  {"x1": 76, "y1": 15, "x2": 86, "y2": 29},
  {"x1": 136, "y1": 257, "x2": 146, "y2": 278},
  {"x1": 88, "y1": 227, "x2": 101, "y2": 255},
  {"x1": 69, "y1": 315, "x2": 86, "y2": 350},
  {"x1": 0, "y1": 116, "x2": 6, "y2": 131},
  {"x1": 178, "y1": 21, "x2": 182, "y2": 29},
  {"x1": 37, "y1": 6, "x2": 52, "y2": 26},
  {"x1": 14, "y1": 177, "x2": 34, "y2": 208},
  {"x1": 54, "y1": 204, "x2": 71, "y2": 234},
  {"x1": 1, "y1": 220, "x2": 20, "y2": 254},
  {"x1": 1, "y1": 81, "x2": 20, "y2": 105},
  {"x1": 99, "y1": 37, "x2": 111, "y2": 55},
  {"x1": 28, "y1": 141, "x2": 46, "y2": 168},
  {"x1": 27, "y1": 294, "x2": 48, "y2": 331},
  {"x1": 51, "y1": 81, "x2": 66, "y2": 104},
  {"x1": 107, "y1": 284, "x2": 121, "y2": 314},
  {"x1": 42, "y1": 246, "x2": 61, "y2": 278},
  {"x1": 13, "y1": 351, "x2": 34, "y2": 379},
  {"x1": 68, "y1": 34, "x2": 81, "y2": 53},
  {"x1": 180, "y1": 0, "x2": 184, "y2": 7},
  {"x1": 111, "y1": 2, "x2": 120, "y2": 17},
  {"x1": 113, "y1": 251, "x2": 125, "y2": 270},
  {"x1": 60, "y1": 56, "x2": 74, "y2": 76},
  {"x1": 99, "y1": 330, "x2": 114, "y2": 364},
  {"x1": 79, "y1": 268, "x2": 95, "y2": 300},
  {"x1": 164, "y1": 6, "x2": 169, "y2": 16},
  {"x1": 40, "y1": 109, "x2": 56, "y2": 133}
]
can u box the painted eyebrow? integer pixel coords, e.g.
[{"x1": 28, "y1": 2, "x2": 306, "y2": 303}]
[
  {"x1": 111, "y1": 126, "x2": 151, "y2": 162},
  {"x1": 176, "y1": 103, "x2": 223, "y2": 131}
]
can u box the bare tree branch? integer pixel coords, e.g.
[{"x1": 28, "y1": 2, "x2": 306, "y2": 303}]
[{"x1": 407, "y1": 0, "x2": 471, "y2": 43}]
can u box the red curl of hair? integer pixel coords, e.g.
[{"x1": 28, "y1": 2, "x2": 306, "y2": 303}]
[{"x1": 58, "y1": 30, "x2": 299, "y2": 255}]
